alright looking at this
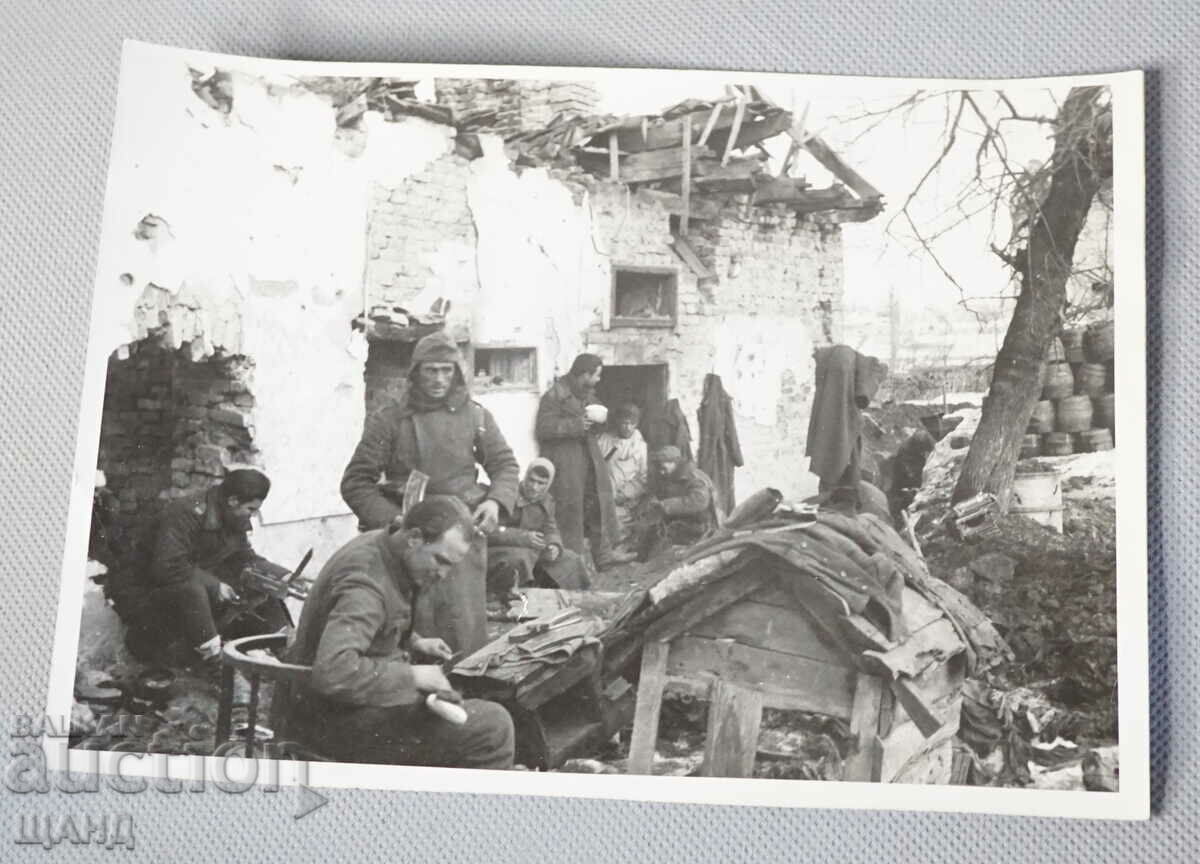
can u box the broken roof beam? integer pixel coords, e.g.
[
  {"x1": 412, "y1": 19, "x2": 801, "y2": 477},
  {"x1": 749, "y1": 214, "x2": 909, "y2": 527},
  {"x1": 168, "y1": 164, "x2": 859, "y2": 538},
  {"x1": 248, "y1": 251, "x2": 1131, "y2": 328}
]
[
  {"x1": 578, "y1": 144, "x2": 717, "y2": 184},
  {"x1": 755, "y1": 86, "x2": 883, "y2": 204},
  {"x1": 754, "y1": 181, "x2": 876, "y2": 212},
  {"x1": 752, "y1": 180, "x2": 883, "y2": 220},
  {"x1": 801, "y1": 134, "x2": 884, "y2": 203},
  {"x1": 660, "y1": 154, "x2": 769, "y2": 195},
  {"x1": 591, "y1": 106, "x2": 792, "y2": 155}
]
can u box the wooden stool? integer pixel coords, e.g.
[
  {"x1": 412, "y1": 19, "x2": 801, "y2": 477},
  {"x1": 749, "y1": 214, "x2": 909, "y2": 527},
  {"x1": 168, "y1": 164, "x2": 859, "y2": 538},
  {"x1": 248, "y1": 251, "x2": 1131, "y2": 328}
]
[{"x1": 215, "y1": 633, "x2": 328, "y2": 761}]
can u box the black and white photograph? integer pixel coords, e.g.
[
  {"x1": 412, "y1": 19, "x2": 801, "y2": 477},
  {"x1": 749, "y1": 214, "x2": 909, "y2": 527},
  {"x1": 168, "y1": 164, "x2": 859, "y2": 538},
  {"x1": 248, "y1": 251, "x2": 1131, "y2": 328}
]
[{"x1": 47, "y1": 42, "x2": 1147, "y2": 818}]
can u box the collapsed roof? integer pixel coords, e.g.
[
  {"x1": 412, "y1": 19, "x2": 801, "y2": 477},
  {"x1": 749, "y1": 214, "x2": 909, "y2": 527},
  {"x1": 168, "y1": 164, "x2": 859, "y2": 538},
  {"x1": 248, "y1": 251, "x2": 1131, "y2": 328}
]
[
  {"x1": 479, "y1": 86, "x2": 884, "y2": 225},
  {"x1": 321, "y1": 78, "x2": 885, "y2": 225}
]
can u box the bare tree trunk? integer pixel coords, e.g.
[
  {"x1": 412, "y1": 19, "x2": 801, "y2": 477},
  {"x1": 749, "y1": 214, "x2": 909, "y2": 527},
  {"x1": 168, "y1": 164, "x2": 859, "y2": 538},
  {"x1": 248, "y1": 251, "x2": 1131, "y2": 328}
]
[{"x1": 952, "y1": 87, "x2": 1113, "y2": 507}]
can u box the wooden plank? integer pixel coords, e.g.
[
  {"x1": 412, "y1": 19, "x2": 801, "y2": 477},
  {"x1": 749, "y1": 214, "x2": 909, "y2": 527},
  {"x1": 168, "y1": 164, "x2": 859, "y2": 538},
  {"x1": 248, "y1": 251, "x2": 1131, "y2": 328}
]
[
  {"x1": 722, "y1": 95, "x2": 747, "y2": 166},
  {"x1": 755, "y1": 183, "x2": 863, "y2": 210},
  {"x1": 841, "y1": 614, "x2": 896, "y2": 653},
  {"x1": 647, "y1": 548, "x2": 747, "y2": 608},
  {"x1": 626, "y1": 642, "x2": 670, "y2": 774},
  {"x1": 580, "y1": 144, "x2": 715, "y2": 184},
  {"x1": 680, "y1": 114, "x2": 692, "y2": 236},
  {"x1": 595, "y1": 104, "x2": 788, "y2": 154},
  {"x1": 843, "y1": 672, "x2": 885, "y2": 781},
  {"x1": 877, "y1": 696, "x2": 962, "y2": 783},
  {"x1": 645, "y1": 570, "x2": 770, "y2": 644},
  {"x1": 662, "y1": 156, "x2": 769, "y2": 195},
  {"x1": 701, "y1": 680, "x2": 764, "y2": 778},
  {"x1": 687, "y1": 600, "x2": 852, "y2": 669},
  {"x1": 754, "y1": 89, "x2": 881, "y2": 202},
  {"x1": 714, "y1": 109, "x2": 795, "y2": 154},
  {"x1": 861, "y1": 618, "x2": 963, "y2": 680},
  {"x1": 671, "y1": 235, "x2": 716, "y2": 279},
  {"x1": 666, "y1": 636, "x2": 856, "y2": 719},
  {"x1": 888, "y1": 650, "x2": 967, "y2": 731},
  {"x1": 802, "y1": 135, "x2": 883, "y2": 202},
  {"x1": 891, "y1": 678, "x2": 943, "y2": 738},
  {"x1": 514, "y1": 643, "x2": 601, "y2": 709},
  {"x1": 697, "y1": 103, "x2": 722, "y2": 147}
]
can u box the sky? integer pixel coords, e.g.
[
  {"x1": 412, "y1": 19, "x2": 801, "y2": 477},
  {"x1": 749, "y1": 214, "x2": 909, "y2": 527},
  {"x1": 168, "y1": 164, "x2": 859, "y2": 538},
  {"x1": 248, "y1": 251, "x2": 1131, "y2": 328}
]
[{"x1": 596, "y1": 78, "x2": 1075, "y2": 367}]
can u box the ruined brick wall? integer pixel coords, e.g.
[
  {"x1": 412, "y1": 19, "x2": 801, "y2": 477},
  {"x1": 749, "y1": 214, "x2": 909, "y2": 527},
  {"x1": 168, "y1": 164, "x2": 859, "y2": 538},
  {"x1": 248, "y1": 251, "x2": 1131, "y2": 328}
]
[
  {"x1": 97, "y1": 332, "x2": 259, "y2": 538},
  {"x1": 434, "y1": 79, "x2": 601, "y2": 138},
  {"x1": 362, "y1": 152, "x2": 845, "y2": 499},
  {"x1": 366, "y1": 153, "x2": 477, "y2": 313},
  {"x1": 697, "y1": 211, "x2": 844, "y2": 337},
  {"x1": 99, "y1": 337, "x2": 176, "y2": 521},
  {"x1": 585, "y1": 185, "x2": 844, "y2": 499}
]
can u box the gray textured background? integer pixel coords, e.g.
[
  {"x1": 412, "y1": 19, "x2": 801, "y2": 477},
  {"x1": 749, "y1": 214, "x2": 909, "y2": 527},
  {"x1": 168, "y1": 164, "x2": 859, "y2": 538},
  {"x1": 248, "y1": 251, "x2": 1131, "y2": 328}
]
[{"x1": 0, "y1": 1, "x2": 1185, "y2": 860}]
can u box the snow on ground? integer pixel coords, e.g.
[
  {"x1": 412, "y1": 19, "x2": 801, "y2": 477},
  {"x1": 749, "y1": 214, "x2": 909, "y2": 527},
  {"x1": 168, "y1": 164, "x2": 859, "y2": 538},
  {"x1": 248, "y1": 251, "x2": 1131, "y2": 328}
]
[{"x1": 911, "y1": 407, "x2": 1115, "y2": 515}]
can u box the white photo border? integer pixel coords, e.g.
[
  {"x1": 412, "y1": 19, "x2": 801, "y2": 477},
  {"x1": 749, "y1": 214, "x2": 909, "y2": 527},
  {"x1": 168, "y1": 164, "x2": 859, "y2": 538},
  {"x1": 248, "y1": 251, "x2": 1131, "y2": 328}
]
[{"x1": 45, "y1": 40, "x2": 1149, "y2": 820}]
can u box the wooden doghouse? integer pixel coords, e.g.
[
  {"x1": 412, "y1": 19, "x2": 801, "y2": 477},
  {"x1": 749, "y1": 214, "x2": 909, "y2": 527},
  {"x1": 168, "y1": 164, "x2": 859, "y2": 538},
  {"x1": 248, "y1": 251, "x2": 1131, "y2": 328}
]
[{"x1": 623, "y1": 514, "x2": 994, "y2": 782}]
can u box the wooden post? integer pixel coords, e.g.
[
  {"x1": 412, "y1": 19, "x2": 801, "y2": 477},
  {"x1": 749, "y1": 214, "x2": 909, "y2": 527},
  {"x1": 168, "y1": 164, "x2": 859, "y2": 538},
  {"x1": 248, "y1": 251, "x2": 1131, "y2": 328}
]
[
  {"x1": 608, "y1": 131, "x2": 620, "y2": 181},
  {"x1": 843, "y1": 672, "x2": 884, "y2": 781},
  {"x1": 701, "y1": 680, "x2": 764, "y2": 778},
  {"x1": 215, "y1": 664, "x2": 235, "y2": 745},
  {"x1": 722, "y1": 94, "x2": 747, "y2": 167},
  {"x1": 697, "y1": 103, "x2": 722, "y2": 148},
  {"x1": 626, "y1": 641, "x2": 670, "y2": 774},
  {"x1": 680, "y1": 114, "x2": 692, "y2": 237},
  {"x1": 246, "y1": 674, "x2": 260, "y2": 760}
]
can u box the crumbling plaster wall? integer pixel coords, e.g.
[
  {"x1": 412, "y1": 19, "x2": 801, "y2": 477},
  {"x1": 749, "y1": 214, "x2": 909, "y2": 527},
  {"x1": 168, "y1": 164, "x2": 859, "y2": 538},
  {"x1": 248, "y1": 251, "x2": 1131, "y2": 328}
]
[
  {"x1": 92, "y1": 53, "x2": 454, "y2": 565},
  {"x1": 367, "y1": 137, "x2": 845, "y2": 500}
]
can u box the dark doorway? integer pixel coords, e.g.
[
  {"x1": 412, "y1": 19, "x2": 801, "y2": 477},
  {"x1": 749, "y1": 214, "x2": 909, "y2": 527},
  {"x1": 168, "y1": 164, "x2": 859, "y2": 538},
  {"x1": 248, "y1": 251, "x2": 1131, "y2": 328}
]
[{"x1": 595, "y1": 363, "x2": 669, "y2": 438}]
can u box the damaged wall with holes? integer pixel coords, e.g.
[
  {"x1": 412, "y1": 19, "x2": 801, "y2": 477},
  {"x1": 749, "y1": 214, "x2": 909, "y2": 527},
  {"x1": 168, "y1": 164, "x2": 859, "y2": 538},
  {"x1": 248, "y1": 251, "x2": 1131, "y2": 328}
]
[
  {"x1": 89, "y1": 51, "x2": 459, "y2": 566},
  {"x1": 92, "y1": 55, "x2": 857, "y2": 584},
  {"x1": 365, "y1": 119, "x2": 844, "y2": 499}
]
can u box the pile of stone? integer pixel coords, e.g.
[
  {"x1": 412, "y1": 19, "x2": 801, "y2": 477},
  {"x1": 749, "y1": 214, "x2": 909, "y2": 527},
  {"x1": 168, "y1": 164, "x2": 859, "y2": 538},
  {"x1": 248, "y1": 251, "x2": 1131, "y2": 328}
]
[{"x1": 1023, "y1": 321, "x2": 1115, "y2": 459}]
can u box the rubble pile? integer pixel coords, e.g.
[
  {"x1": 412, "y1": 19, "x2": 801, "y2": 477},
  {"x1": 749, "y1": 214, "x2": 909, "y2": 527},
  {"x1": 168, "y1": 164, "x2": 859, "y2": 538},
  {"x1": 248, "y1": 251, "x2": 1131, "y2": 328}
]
[{"x1": 900, "y1": 399, "x2": 1118, "y2": 789}]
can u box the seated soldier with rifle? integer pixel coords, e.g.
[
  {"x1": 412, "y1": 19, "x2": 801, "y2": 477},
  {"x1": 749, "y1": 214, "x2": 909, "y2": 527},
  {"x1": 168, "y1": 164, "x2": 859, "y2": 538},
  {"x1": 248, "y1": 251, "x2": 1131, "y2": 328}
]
[{"x1": 106, "y1": 468, "x2": 291, "y2": 668}]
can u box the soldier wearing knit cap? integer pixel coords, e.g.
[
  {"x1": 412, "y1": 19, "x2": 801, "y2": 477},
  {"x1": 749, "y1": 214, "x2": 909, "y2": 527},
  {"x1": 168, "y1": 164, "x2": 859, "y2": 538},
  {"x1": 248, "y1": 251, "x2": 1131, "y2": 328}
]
[{"x1": 341, "y1": 330, "x2": 520, "y2": 656}]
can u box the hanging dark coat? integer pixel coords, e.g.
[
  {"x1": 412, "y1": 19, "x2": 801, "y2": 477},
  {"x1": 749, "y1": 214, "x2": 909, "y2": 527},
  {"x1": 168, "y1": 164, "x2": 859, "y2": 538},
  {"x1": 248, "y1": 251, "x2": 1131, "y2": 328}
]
[
  {"x1": 534, "y1": 378, "x2": 620, "y2": 558},
  {"x1": 646, "y1": 398, "x2": 693, "y2": 461},
  {"x1": 696, "y1": 373, "x2": 744, "y2": 515},
  {"x1": 804, "y1": 345, "x2": 886, "y2": 488}
]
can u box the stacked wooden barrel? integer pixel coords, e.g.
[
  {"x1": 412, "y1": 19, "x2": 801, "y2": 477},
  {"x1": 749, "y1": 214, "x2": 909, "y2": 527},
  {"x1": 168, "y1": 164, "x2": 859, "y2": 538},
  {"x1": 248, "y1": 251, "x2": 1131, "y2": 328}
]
[{"x1": 1029, "y1": 321, "x2": 1115, "y2": 457}]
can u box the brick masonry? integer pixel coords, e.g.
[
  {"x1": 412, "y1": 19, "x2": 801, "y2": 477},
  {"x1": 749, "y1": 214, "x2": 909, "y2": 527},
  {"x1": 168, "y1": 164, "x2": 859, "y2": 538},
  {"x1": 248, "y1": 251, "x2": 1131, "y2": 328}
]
[
  {"x1": 98, "y1": 330, "x2": 261, "y2": 534},
  {"x1": 435, "y1": 79, "x2": 602, "y2": 139},
  {"x1": 362, "y1": 138, "x2": 846, "y2": 499}
]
